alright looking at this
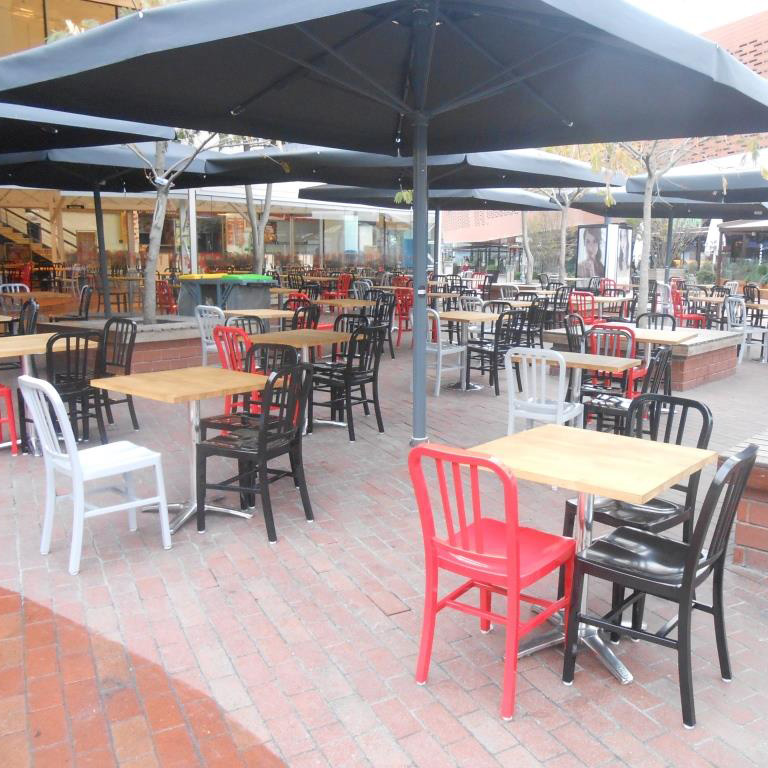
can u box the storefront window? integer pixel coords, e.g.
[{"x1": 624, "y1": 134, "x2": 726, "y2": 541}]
[
  {"x1": 45, "y1": 0, "x2": 116, "y2": 37},
  {"x1": 0, "y1": 1, "x2": 45, "y2": 56},
  {"x1": 196, "y1": 215, "x2": 222, "y2": 257}
]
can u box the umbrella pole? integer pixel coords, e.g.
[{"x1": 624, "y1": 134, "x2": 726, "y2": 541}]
[
  {"x1": 93, "y1": 186, "x2": 112, "y2": 317},
  {"x1": 433, "y1": 208, "x2": 441, "y2": 276},
  {"x1": 411, "y1": 117, "x2": 429, "y2": 444},
  {"x1": 664, "y1": 216, "x2": 674, "y2": 285}
]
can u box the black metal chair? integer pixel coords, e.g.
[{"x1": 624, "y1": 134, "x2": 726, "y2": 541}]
[
  {"x1": 524, "y1": 296, "x2": 548, "y2": 348},
  {"x1": 564, "y1": 313, "x2": 585, "y2": 353},
  {"x1": 636, "y1": 312, "x2": 676, "y2": 330},
  {"x1": 547, "y1": 285, "x2": 572, "y2": 329},
  {"x1": 45, "y1": 331, "x2": 107, "y2": 444},
  {"x1": 195, "y1": 363, "x2": 314, "y2": 540},
  {"x1": 97, "y1": 317, "x2": 139, "y2": 430},
  {"x1": 465, "y1": 309, "x2": 526, "y2": 395},
  {"x1": 563, "y1": 444, "x2": 757, "y2": 728},
  {"x1": 1, "y1": 299, "x2": 38, "y2": 372},
  {"x1": 226, "y1": 315, "x2": 266, "y2": 335},
  {"x1": 291, "y1": 304, "x2": 320, "y2": 330},
  {"x1": 51, "y1": 285, "x2": 92, "y2": 322},
  {"x1": 366, "y1": 291, "x2": 396, "y2": 359},
  {"x1": 323, "y1": 313, "x2": 369, "y2": 362},
  {"x1": 308, "y1": 324, "x2": 385, "y2": 442}
]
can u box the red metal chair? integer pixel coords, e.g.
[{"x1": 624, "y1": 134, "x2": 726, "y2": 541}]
[
  {"x1": 394, "y1": 287, "x2": 413, "y2": 346},
  {"x1": 213, "y1": 325, "x2": 254, "y2": 415},
  {"x1": 0, "y1": 385, "x2": 19, "y2": 456},
  {"x1": 156, "y1": 280, "x2": 178, "y2": 314},
  {"x1": 597, "y1": 278, "x2": 616, "y2": 295},
  {"x1": 322, "y1": 273, "x2": 352, "y2": 302},
  {"x1": 671, "y1": 288, "x2": 707, "y2": 328},
  {"x1": 568, "y1": 291, "x2": 598, "y2": 324},
  {"x1": 590, "y1": 323, "x2": 646, "y2": 397},
  {"x1": 409, "y1": 443, "x2": 575, "y2": 720},
  {"x1": 19, "y1": 263, "x2": 32, "y2": 289}
]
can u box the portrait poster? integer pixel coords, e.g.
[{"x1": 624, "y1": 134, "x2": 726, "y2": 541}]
[{"x1": 577, "y1": 225, "x2": 607, "y2": 279}]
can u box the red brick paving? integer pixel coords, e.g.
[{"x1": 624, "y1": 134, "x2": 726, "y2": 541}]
[{"x1": 1, "y1": 331, "x2": 767, "y2": 765}]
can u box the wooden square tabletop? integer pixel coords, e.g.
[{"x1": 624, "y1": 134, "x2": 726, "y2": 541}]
[
  {"x1": 223, "y1": 308, "x2": 294, "y2": 320},
  {"x1": 0, "y1": 332, "x2": 60, "y2": 359},
  {"x1": 315, "y1": 298, "x2": 376, "y2": 309},
  {"x1": 506, "y1": 350, "x2": 641, "y2": 373},
  {"x1": 470, "y1": 424, "x2": 717, "y2": 505},
  {"x1": 248, "y1": 329, "x2": 352, "y2": 348},
  {"x1": 90, "y1": 366, "x2": 270, "y2": 405},
  {"x1": 439, "y1": 310, "x2": 499, "y2": 324},
  {"x1": 0, "y1": 315, "x2": 12, "y2": 323}
]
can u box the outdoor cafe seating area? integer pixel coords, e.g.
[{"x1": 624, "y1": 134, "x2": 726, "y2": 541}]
[{"x1": 1, "y1": 265, "x2": 768, "y2": 766}]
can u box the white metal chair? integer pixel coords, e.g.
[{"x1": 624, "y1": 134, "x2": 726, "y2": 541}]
[
  {"x1": 504, "y1": 347, "x2": 583, "y2": 434},
  {"x1": 19, "y1": 375, "x2": 171, "y2": 575},
  {"x1": 724, "y1": 280, "x2": 740, "y2": 295},
  {"x1": 411, "y1": 308, "x2": 466, "y2": 396},
  {"x1": 195, "y1": 305, "x2": 225, "y2": 365},
  {"x1": 725, "y1": 296, "x2": 768, "y2": 363},
  {"x1": 0, "y1": 283, "x2": 30, "y2": 293}
]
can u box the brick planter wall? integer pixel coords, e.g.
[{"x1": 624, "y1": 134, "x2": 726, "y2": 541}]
[
  {"x1": 131, "y1": 337, "x2": 203, "y2": 373},
  {"x1": 733, "y1": 462, "x2": 768, "y2": 571},
  {"x1": 670, "y1": 346, "x2": 738, "y2": 391}
]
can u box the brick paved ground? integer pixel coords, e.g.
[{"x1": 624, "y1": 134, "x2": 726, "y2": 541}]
[{"x1": 1, "y1": 333, "x2": 767, "y2": 767}]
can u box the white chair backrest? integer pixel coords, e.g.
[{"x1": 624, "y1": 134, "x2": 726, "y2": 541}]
[
  {"x1": 459, "y1": 295, "x2": 482, "y2": 312},
  {"x1": 505, "y1": 347, "x2": 568, "y2": 429},
  {"x1": 195, "y1": 305, "x2": 225, "y2": 344},
  {"x1": 725, "y1": 297, "x2": 746, "y2": 330},
  {"x1": 725, "y1": 281, "x2": 740, "y2": 294},
  {"x1": 0, "y1": 283, "x2": 30, "y2": 293},
  {"x1": 499, "y1": 285, "x2": 518, "y2": 299},
  {"x1": 657, "y1": 283, "x2": 672, "y2": 312},
  {"x1": 19, "y1": 375, "x2": 80, "y2": 475}
]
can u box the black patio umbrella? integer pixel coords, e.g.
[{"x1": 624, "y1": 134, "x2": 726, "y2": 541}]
[
  {"x1": 0, "y1": 142, "x2": 219, "y2": 314},
  {"x1": 3, "y1": 0, "x2": 768, "y2": 454},
  {"x1": 572, "y1": 190, "x2": 768, "y2": 282},
  {"x1": 206, "y1": 144, "x2": 621, "y2": 189},
  {"x1": 0, "y1": 101, "x2": 175, "y2": 152},
  {"x1": 626, "y1": 162, "x2": 768, "y2": 204}
]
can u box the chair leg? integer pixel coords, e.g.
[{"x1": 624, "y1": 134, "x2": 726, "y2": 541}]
[
  {"x1": 562, "y1": 565, "x2": 584, "y2": 685},
  {"x1": 493, "y1": 361, "x2": 500, "y2": 396},
  {"x1": 125, "y1": 472, "x2": 138, "y2": 532},
  {"x1": 68, "y1": 484, "x2": 86, "y2": 576},
  {"x1": 40, "y1": 464, "x2": 56, "y2": 555},
  {"x1": 196, "y1": 447, "x2": 207, "y2": 533},
  {"x1": 415, "y1": 567, "x2": 438, "y2": 685},
  {"x1": 610, "y1": 584, "x2": 624, "y2": 643},
  {"x1": 500, "y1": 598, "x2": 520, "y2": 720},
  {"x1": 677, "y1": 601, "x2": 696, "y2": 727},
  {"x1": 154, "y1": 461, "x2": 171, "y2": 550},
  {"x1": 258, "y1": 461, "x2": 277, "y2": 543},
  {"x1": 480, "y1": 586, "x2": 492, "y2": 633},
  {"x1": 388, "y1": 327, "x2": 395, "y2": 359},
  {"x1": 103, "y1": 390, "x2": 114, "y2": 425},
  {"x1": 345, "y1": 385, "x2": 355, "y2": 442},
  {"x1": 360, "y1": 384, "x2": 370, "y2": 416},
  {"x1": 712, "y1": 565, "x2": 732, "y2": 681},
  {"x1": 127, "y1": 395, "x2": 140, "y2": 431},
  {"x1": 291, "y1": 443, "x2": 314, "y2": 522},
  {"x1": 372, "y1": 379, "x2": 384, "y2": 433},
  {"x1": 93, "y1": 394, "x2": 108, "y2": 444}
]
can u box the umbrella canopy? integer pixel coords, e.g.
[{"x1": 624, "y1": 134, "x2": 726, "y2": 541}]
[
  {"x1": 0, "y1": 101, "x2": 174, "y2": 152},
  {"x1": 1, "y1": 1, "x2": 768, "y2": 153},
  {"x1": 626, "y1": 163, "x2": 768, "y2": 204},
  {"x1": 0, "y1": 141, "x2": 217, "y2": 191},
  {"x1": 206, "y1": 144, "x2": 620, "y2": 189},
  {"x1": 298, "y1": 184, "x2": 559, "y2": 210},
  {"x1": 3, "y1": 0, "x2": 768, "y2": 452},
  {"x1": 572, "y1": 190, "x2": 768, "y2": 221}
]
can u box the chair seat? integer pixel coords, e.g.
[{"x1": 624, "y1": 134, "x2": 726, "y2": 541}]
[
  {"x1": 579, "y1": 526, "x2": 707, "y2": 588},
  {"x1": 56, "y1": 440, "x2": 161, "y2": 480},
  {"x1": 566, "y1": 493, "x2": 686, "y2": 532},
  {"x1": 426, "y1": 342, "x2": 465, "y2": 355},
  {"x1": 513, "y1": 398, "x2": 583, "y2": 422},
  {"x1": 438, "y1": 519, "x2": 574, "y2": 589}
]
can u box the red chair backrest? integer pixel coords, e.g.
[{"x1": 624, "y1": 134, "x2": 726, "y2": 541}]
[
  {"x1": 156, "y1": 280, "x2": 177, "y2": 310},
  {"x1": 213, "y1": 325, "x2": 252, "y2": 372},
  {"x1": 395, "y1": 287, "x2": 413, "y2": 313},
  {"x1": 568, "y1": 291, "x2": 595, "y2": 320},
  {"x1": 20, "y1": 263, "x2": 32, "y2": 288},
  {"x1": 408, "y1": 442, "x2": 520, "y2": 583},
  {"x1": 598, "y1": 278, "x2": 616, "y2": 295},
  {"x1": 336, "y1": 273, "x2": 352, "y2": 296},
  {"x1": 671, "y1": 288, "x2": 684, "y2": 315}
]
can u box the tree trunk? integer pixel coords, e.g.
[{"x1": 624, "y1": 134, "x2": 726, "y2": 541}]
[
  {"x1": 246, "y1": 182, "x2": 272, "y2": 274},
  {"x1": 558, "y1": 202, "x2": 569, "y2": 280},
  {"x1": 637, "y1": 173, "x2": 654, "y2": 320},
  {"x1": 178, "y1": 197, "x2": 190, "y2": 274},
  {"x1": 521, "y1": 211, "x2": 534, "y2": 283},
  {"x1": 143, "y1": 141, "x2": 168, "y2": 325}
]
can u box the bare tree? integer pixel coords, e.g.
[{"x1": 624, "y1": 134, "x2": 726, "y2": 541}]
[
  {"x1": 127, "y1": 134, "x2": 218, "y2": 323},
  {"x1": 520, "y1": 211, "x2": 535, "y2": 283}
]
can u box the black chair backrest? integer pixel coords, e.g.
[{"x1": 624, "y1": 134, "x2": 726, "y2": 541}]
[
  {"x1": 553, "y1": 285, "x2": 572, "y2": 310},
  {"x1": 78, "y1": 285, "x2": 93, "y2": 319},
  {"x1": 100, "y1": 317, "x2": 137, "y2": 376},
  {"x1": 45, "y1": 331, "x2": 102, "y2": 388},
  {"x1": 484, "y1": 300, "x2": 514, "y2": 314},
  {"x1": 369, "y1": 292, "x2": 396, "y2": 325},
  {"x1": 625, "y1": 393, "x2": 713, "y2": 508},
  {"x1": 283, "y1": 296, "x2": 310, "y2": 312},
  {"x1": 18, "y1": 299, "x2": 39, "y2": 335},
  {"x1": 636, "y1": 312, "x2": 677, "y2": 330},
  {"x1": 345, "y1": 324, "x2": 385, "y2": 377},
  {"x1": 332, "y1": 313, "x2": 369, "y2": 359},
  {"x1": 286, "y1": 273, "x2": 304, "y2": 290},
  {"x1": 258, "y1": 363, "x2": 313, "y2": 449},
  {"x1": 517, "y1": 290, "x2": 538, "y2": 302},
  {"x1": 619, "y1": 293, "x2": 638, "y2": 321},
  {"x1": 711, "y1": 285, "x2": 730, "y2": 298},
  {"x1": 291, "y1": 304, "x2": 320, "y2": 330},
  {"x1": 687, "y1": 444, "x2": 757, "y2": 584},
  {"x1": 524, "y1": 298, "x2": 548, "y2": 347},
  {"x1": 564, "y1": 313, "x2": 585, "y2": 352},
  {"x1": 245, "y1": 343, "x2": 298, "y2": 376},
  {"x1": 538, "y1": 273, "x2": 550, "y2": 288},
  {"x1": 226, "y1": 315, "x2": 266, "y2": 335},
  {"x1": 363, "y1": 288, "x2": 386, "y2": 302},
  {"x1": 493, "y1": 309, "x2": 527, "y2": 351},
  {"x1": 587, "y1": 277, "x2": 601, "y2": 293},
  {"x1": 548, "y1": 280, "x2": 564, "y2": 292},
  {"x1": 744, "y1": 283, "x2": 760, "y2": 304},
  {"x1": 638, "y1": 345, "x2": 672, "y2": 396}
]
